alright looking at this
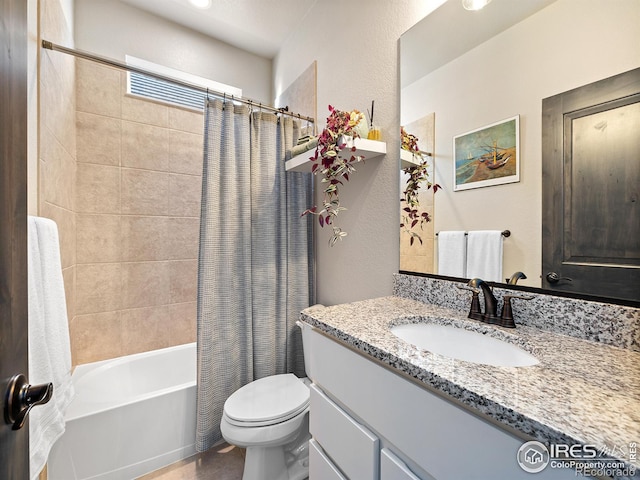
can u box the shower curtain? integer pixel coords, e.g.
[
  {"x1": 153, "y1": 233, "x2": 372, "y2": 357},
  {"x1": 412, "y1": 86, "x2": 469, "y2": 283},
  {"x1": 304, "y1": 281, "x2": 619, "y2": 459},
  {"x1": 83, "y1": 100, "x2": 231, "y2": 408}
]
[{"x1": 196, "y1": 99, "x2": 314, "y2": 451}]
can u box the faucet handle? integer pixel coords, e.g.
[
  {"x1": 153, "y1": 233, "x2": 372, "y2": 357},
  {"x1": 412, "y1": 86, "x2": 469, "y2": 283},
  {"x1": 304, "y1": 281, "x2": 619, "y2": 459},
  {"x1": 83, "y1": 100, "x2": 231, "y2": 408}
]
[
  {"x1": 457, "y1": 285, "x2": 483, "y2": 321},
  {"x1": 498, "y1": 294, "x2": 534, "y2": 328}
]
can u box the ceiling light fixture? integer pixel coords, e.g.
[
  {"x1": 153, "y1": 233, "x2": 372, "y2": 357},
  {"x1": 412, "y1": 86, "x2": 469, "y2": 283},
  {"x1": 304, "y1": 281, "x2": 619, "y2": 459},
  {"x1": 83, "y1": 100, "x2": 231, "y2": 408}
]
[
  {"x1": 462, "y1": 0, "x2": 492, "y2": 11},
  {"x1": 189, "y1": 0, "x2": 212, "y2": 9}
]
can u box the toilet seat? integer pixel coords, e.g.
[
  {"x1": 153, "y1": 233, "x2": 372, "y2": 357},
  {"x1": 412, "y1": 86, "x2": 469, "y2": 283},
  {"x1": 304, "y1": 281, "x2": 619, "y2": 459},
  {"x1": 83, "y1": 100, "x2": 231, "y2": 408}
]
[{"x1": 224, "y1": 373, "x2": 309, "y2": 427}]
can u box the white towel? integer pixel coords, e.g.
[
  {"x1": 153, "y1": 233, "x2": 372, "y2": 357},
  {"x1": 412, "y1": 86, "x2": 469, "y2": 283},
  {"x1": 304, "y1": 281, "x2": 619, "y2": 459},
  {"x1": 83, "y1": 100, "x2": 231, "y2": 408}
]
[
  {"x1": 27, "y1": 216, "x2": 75, "y2": 480},
  {"x1": 437, "y1": 231, "x2": 467, "y2": 277},
  {"x1": 466, "y1": 230, "x2": 504, "y2": 282}
]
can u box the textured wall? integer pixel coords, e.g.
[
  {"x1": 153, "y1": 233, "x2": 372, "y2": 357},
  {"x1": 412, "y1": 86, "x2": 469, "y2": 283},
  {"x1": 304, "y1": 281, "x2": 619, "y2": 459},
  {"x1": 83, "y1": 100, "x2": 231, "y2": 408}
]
[
  {"x1": 74, "y1": 0, "x2": 272, "y2": 104},
  {"x1": 273, "y1": 0, "x2": 444, "y2": 306}
]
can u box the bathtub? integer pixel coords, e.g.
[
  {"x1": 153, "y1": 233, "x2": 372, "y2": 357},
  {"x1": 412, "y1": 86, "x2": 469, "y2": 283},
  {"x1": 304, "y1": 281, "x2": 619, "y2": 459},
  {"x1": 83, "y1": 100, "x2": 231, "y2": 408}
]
[{"x1": 47, "y1": 343, "x2": 197, "y2": 480}]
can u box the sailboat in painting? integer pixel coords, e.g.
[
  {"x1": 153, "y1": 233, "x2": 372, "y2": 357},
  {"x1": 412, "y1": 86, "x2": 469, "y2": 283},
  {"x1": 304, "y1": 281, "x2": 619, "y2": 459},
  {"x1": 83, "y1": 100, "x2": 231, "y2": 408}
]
[{"x1": 482, "y1": 140, "x2": 510, "y2": 170}]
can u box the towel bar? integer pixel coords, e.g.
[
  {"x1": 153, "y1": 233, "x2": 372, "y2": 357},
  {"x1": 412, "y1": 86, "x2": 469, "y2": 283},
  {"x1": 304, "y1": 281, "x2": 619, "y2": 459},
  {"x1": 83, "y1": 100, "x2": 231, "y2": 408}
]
[{"x1": 436, "y1": 230, "x2": 510, "y2": 238}]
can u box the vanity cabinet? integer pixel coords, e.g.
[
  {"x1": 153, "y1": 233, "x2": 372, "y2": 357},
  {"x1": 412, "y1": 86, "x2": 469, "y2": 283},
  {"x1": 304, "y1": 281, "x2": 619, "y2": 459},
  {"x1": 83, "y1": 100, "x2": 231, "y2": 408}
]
[
  {"x1": 310, "y1": 385, "x2": 379, "y2": 478},
  {"x1": 381, "y1": 448, "x2": 424, "y2": 480},
  {"x1": 307, "y1": 326, "x2": 575, "y2": 479},
  {"x1": 309, "y1": 439, "x2": 347, "y2": 480}
]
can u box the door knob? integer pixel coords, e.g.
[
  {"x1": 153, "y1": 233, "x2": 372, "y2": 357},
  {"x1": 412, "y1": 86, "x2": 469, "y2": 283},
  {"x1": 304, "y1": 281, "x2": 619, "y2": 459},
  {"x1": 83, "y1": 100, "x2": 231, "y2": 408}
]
[
  {"x1": 4, "y1": 374, "x2": 53, "y2": 430},
  {"x1": 545, "y1": 272, "x2": 573, "y2": 284}
]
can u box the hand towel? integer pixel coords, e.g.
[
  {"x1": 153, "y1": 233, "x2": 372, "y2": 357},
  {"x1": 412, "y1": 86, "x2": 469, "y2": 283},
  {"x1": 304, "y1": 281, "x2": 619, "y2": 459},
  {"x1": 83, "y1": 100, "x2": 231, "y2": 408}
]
[
  {"x1": 286, "y1": 137, "x2": 318, "y2": 160},
  {"x1": 466, "y1": 230, "x2": 504, "y2": 282},
  {"x1": 27, "y1": 216, "x2": 75, "y2": 480},
  {"x1": 437, "y1": 231, "x2": 467, "y2": 277}
]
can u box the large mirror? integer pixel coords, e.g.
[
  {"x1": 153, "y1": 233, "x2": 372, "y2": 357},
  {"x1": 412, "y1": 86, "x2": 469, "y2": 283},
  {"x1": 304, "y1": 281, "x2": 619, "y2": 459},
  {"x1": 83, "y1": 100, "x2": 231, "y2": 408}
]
[{"x1": 400, "y1": 0, "x2": 640, "y2": 303}]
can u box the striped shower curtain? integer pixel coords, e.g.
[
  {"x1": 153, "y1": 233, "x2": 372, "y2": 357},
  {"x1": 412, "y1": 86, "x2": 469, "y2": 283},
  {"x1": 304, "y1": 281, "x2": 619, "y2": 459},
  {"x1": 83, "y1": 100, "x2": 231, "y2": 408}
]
[{"x1": 195, "y1": 99, "x2": 314, "y2": 451}]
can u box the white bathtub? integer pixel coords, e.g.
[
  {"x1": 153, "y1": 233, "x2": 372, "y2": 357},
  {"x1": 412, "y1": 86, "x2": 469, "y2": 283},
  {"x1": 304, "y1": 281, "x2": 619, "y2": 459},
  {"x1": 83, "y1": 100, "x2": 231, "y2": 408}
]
[{"x1": 47, "y1": 343, "x2": 197, "y2": 480}]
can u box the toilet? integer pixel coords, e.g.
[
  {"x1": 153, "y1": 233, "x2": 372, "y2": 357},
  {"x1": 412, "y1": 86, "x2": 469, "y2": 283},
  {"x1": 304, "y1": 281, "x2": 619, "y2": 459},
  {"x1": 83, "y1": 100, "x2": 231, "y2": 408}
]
[{"x1": 220, "y1": 320, "x2": 314, "y2": 480}]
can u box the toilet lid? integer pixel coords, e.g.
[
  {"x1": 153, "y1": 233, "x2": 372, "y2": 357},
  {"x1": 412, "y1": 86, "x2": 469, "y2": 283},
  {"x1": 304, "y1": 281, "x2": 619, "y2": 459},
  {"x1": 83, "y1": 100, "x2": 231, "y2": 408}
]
[{"x1": 224, "y1": 374, "x2": 310, "y2": 426}]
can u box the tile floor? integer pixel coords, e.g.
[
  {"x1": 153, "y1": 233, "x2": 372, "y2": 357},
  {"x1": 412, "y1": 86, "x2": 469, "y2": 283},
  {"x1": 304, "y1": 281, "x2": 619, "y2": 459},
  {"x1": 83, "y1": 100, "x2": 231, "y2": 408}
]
[{"x1": 138, "y1": 443, "x2": 245, "y2": 480}]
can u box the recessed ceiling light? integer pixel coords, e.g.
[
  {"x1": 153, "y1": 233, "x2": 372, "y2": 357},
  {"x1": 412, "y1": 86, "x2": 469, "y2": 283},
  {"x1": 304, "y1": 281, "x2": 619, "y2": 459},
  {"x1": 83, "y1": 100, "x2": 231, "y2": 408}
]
[
  {"x1": 189, "y1": 0, "x2": 212, "y2": 9},
  {"x1": 462, "y1": 0, "x2": 492, "y2": 11}
]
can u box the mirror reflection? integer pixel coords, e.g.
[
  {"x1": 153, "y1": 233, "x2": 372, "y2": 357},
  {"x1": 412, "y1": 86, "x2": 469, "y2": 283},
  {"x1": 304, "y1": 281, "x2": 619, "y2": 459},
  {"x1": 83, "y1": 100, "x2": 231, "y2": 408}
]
[{"x1": 399, "y1": 0, "x2": 640, "y2": 302}]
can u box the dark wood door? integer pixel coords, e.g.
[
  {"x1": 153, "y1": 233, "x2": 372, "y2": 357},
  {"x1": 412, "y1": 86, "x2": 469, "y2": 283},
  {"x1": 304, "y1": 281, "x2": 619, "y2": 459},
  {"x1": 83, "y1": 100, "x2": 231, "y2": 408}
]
[
  {"x1": 1, "y1": 0, "x2": 30, "y2": 477},
  {"x1": 542, "y1": 68, "x2": 640, "y2": 302}
]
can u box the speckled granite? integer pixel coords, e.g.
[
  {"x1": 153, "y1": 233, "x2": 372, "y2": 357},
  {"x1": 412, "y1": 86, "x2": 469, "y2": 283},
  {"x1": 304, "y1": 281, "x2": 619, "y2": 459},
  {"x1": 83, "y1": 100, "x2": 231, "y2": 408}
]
[
  {"x1": 301, "y1": 296, "x2": 640, "y2": 475},
  {"x1": 393, "y1": 273, "x2": 640, "y2": 352}
]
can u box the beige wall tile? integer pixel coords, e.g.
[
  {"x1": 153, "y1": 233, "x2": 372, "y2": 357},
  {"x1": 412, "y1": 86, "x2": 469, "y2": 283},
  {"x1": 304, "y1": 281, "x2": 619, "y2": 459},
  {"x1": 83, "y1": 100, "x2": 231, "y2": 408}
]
[
  {"x1": 76, "y1": 263, "x2": 121, "y2": 315},
  {"x1": 40, "y1": 52, "x2": 76, "y2": 155},
  {"x1": 76, "y1": 163, "x2": 120, "y2": 214},
  {"x1": 70, "y1": 311, "x2": 123, "y2": 365},
  {"x1": 61, "y1": 265, "x2": 76, "y2": 323},
  {"x1": 39, "y1": 202, "x2": 76, "y2": 269},
  {"x1": 168, "y1": 174, "x2": 202, "y2": 217},
  {"x1": 77, "y1": 214, "x2": 121, "y2": 264},
  {"x1": 39, "y1": 139, "x2": 76, "y2": 211},
  {"x1": 40, "y1": 56, "x2": 76, "y2": 156},
  {"x1": 121, "y1": 261, "x2": 171, "y2": 310},
  {"x1": 76, "y1": 112, "x2": 121, "y2": 166},
  {"x1": 121, "y1": 305, "x2": 173, "y2": 355},
  {"x1": 122, "y1": 94, "x2": 169, "y2": 128},
  {"x1": 121, "y1": 216, "x2": 169, "y2": 262},
  {"x1": 169, "y1": 130, "x2": 204, "y2": 176},
  {"x1": 76, "y1": 59, "x2": 121, "y2": 118},
  {"x1": 400, "y1": 254, "x2": 432, "y2": 275},
  {"x1": 121, "y1": 168, "x2": 169, "y2": 215},
  {"x1": 168, "y1": 302, "x2": 197, "y2": 345},
  {"x1": 169, "y1": 107, "x2": 204, "y2": 134},
  {"x1": 169, "y1": 260, "x2": 197, "y2": 304},
  {"x1": 40, "y1": 0, "x2": 73, "y2": 46},
  {"x1": 121, "y1": 121, "x2": 170, "y2": 171},
  {"x1": 167, "y1": 217, "x2": 200, "y2": 260}
]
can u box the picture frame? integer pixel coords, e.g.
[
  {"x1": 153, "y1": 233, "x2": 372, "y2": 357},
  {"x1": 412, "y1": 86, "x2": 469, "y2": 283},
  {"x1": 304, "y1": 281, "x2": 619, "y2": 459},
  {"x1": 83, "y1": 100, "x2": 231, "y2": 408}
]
[{"x1": 453, "y1": 115, "x2": 520, "y2": 191}]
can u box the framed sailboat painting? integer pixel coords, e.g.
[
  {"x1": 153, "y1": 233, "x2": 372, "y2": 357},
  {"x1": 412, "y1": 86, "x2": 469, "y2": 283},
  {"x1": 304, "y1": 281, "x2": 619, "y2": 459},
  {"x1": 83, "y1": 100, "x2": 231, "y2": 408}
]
[{"x1": 453, "y1": 115, "x2": 520, "y2": 191}]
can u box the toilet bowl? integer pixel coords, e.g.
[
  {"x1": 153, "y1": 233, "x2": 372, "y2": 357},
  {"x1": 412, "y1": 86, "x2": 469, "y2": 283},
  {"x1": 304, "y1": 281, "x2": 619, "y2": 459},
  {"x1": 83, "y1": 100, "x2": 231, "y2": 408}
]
[{"x1": 220, "y1": 320, "x2": 315, "y2": 480}]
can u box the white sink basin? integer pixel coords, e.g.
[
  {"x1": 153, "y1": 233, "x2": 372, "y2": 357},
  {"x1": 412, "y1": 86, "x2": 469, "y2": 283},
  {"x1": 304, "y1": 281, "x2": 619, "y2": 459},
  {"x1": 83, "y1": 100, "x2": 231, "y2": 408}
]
[{"x1": 390, "y1": 323, "x2": 539, "y2": 367}]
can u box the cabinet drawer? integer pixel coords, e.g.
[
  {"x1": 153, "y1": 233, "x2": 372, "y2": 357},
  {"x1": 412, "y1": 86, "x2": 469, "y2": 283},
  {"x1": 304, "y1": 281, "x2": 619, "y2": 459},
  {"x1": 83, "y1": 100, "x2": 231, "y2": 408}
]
[
  {"x1": 381, "y1": 448, "x2": 426, "y2": 480},
  {"x1": 309, "y1": 439, "x2": 347, "y2": 480},
  {"x1": 310, "y1": 384, "x2": 379, "y2": 479}
]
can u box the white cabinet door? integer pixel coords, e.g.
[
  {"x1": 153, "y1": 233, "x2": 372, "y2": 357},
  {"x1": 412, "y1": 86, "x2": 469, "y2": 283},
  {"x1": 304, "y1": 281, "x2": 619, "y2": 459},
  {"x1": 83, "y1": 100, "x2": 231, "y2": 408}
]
[
  {"x1": 381, "y1": 448, "x2": 431, "y2": 480},
  {"x1": 310, "y1": 384, "x2": 379, "y2": 479},
  {"x1": 309, "y1": 439, "x2": 347, "y2": 480}
]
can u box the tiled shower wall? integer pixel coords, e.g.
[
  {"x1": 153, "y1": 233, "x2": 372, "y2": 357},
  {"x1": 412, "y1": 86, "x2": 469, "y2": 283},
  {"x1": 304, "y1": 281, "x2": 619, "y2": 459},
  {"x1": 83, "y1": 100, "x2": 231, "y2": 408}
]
[
  {"x1": 39, "y1": 0, "x2": 77, "y2": 359},
  {"x1": 71, "y1": 59, "x2": 203, "y2": 365}
]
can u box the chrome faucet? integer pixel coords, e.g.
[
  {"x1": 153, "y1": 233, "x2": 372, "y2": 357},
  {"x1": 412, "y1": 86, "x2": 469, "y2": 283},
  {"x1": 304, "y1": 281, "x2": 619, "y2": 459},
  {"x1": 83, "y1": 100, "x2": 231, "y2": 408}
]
[
  {"x1": 507, "y1": 271, "x2": 527, "y2": 284},
  {"x1": 467, "y1": 278, "x2": 499, "y2": 324}
]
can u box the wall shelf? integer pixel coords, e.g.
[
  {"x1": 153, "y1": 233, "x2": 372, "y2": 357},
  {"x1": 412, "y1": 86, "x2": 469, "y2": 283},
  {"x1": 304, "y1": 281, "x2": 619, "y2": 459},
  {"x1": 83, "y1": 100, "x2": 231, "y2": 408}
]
[
  {"x1": 400, "y1": 149, "x2": 431, "y2": 169},
  {"x1": 285, "y1": 138, "x2": 387, "y2": 173}
]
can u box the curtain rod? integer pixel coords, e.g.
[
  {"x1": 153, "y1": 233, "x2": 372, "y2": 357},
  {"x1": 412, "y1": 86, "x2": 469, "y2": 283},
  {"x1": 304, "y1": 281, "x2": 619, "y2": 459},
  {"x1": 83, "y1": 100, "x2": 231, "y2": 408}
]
[{"x1": 41, "y1": 40, "x2": 315, "y2": 124}]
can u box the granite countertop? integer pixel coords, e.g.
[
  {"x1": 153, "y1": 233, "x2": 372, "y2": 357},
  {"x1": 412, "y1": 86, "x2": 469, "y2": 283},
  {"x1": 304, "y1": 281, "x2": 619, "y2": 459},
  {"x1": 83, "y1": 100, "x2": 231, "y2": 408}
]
[{"x1": 300, "y1": 296, "x2": 640, "y2": 471}]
